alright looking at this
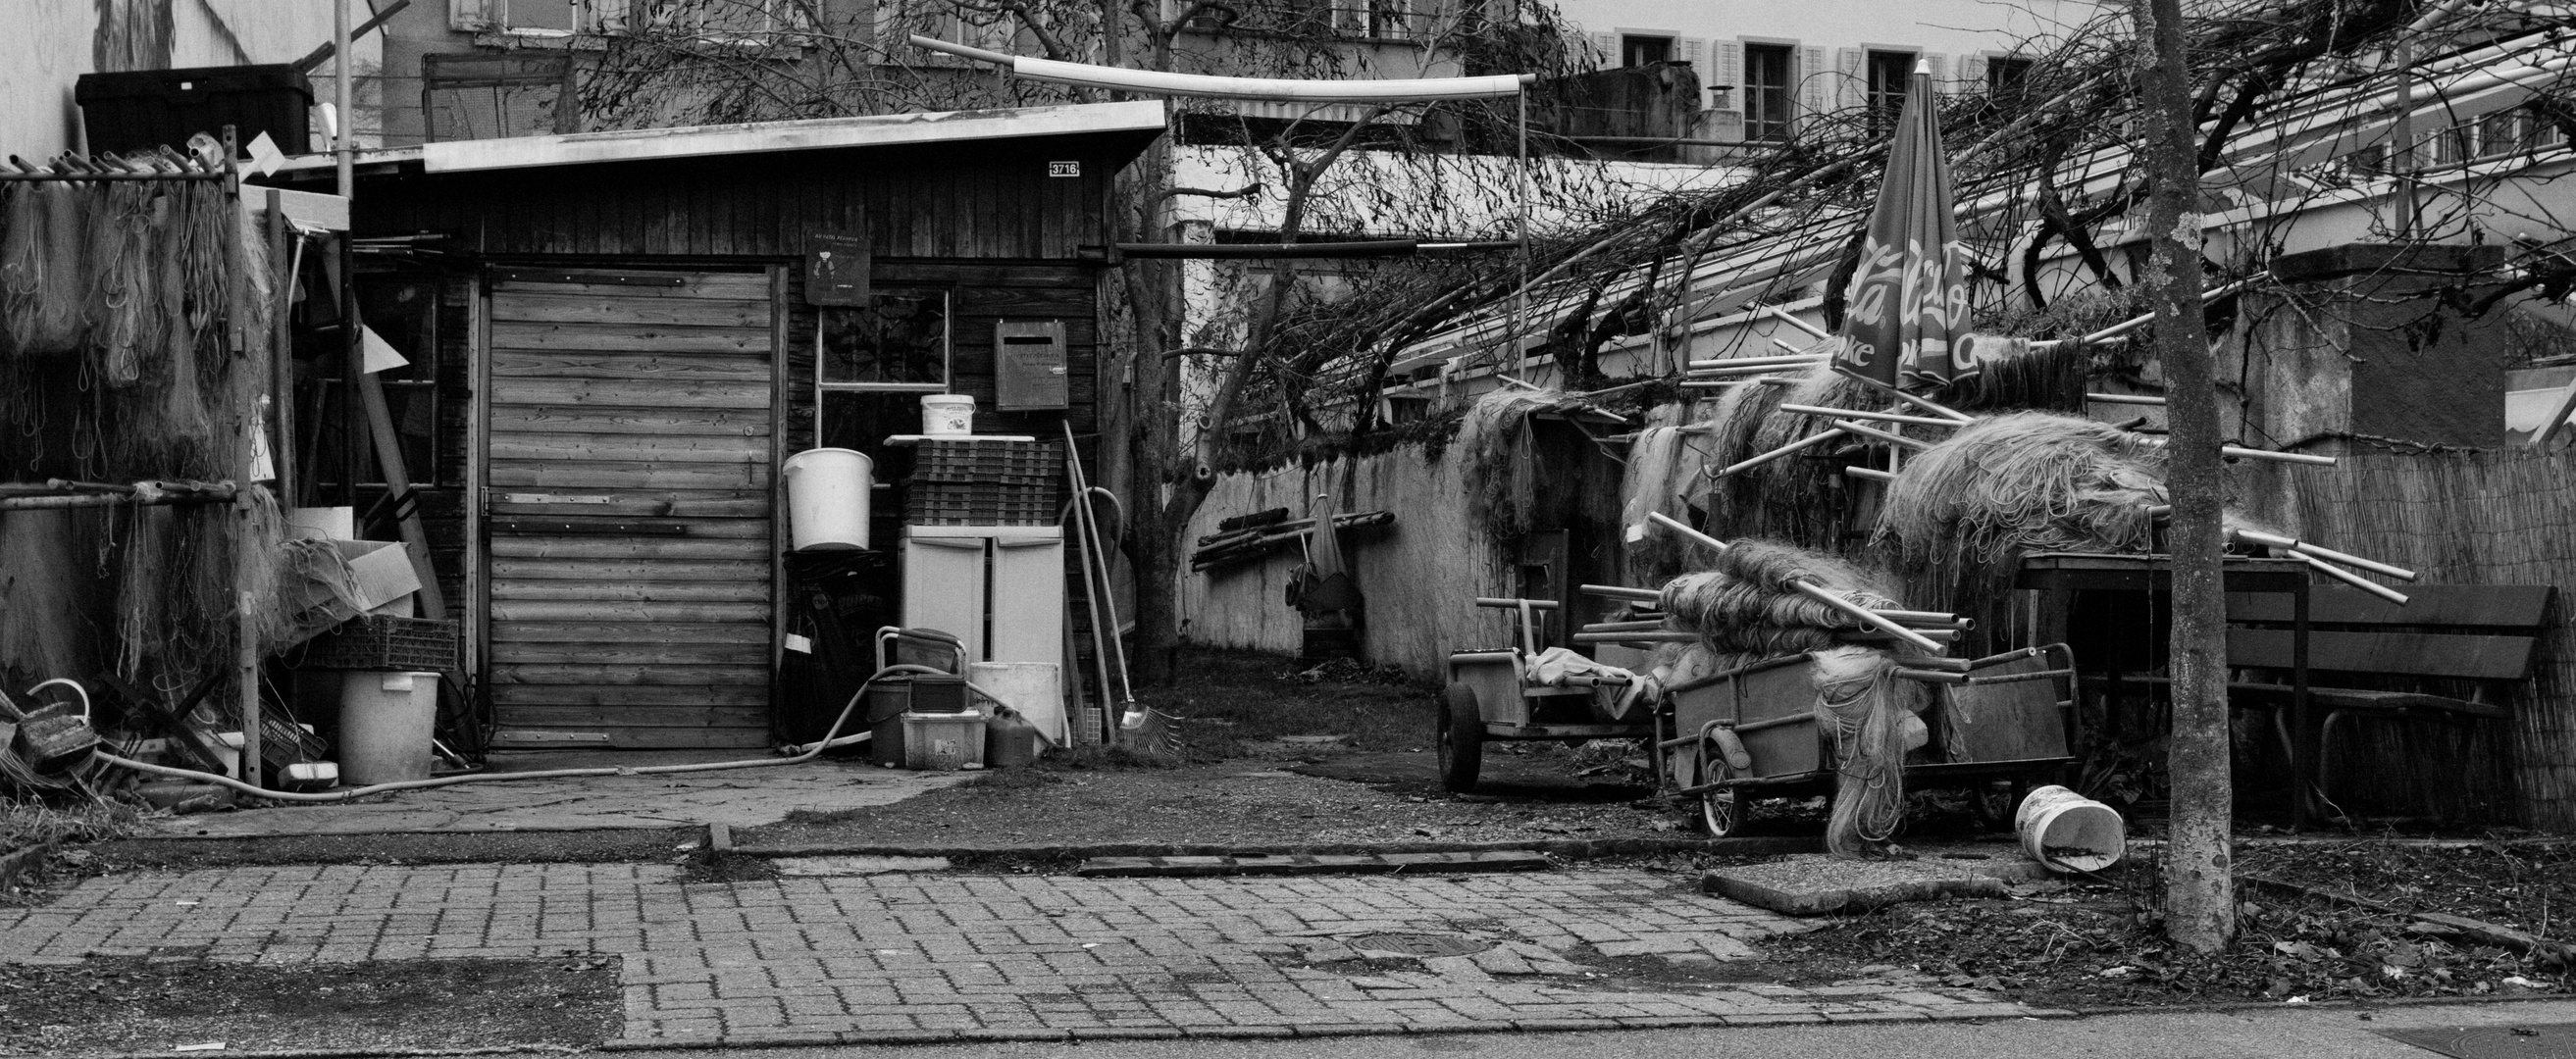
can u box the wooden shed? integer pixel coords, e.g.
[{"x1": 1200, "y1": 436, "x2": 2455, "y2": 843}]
[{"x1": 266, "y1": 102, "x2": 1165, "y2": 749}]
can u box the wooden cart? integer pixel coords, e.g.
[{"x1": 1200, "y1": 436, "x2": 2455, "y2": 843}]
[
  {"x1": 1657, "y1": 644, "x2": 2080, "y2": 835},
  {"x1": 1439, "y1": 597, "x2": 1657, "y2": 791}
]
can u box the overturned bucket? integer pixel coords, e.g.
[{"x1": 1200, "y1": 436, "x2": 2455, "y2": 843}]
[{"x1": 2016, "y1": 784, "x2": 2126, "y2": 874}]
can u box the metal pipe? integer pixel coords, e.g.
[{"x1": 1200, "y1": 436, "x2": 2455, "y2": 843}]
[
  {"x1": 1829, "y1": 419, "x2": 1933, "y2": 451},
  {"x1": 1781, "y1": 404, "x2": 1960, "y2": 429},
  {"x1": 2297, "y1": 552, "x2": 2411, "y2": 605}
]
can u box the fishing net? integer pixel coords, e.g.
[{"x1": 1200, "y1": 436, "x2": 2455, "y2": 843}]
[
  {"x1": 1874, "y1": 411, "x2": 2169, "y2": 611},
  {"x1": 0, "y1": 173, "x2": 288, "y2": 719},
  {"x1": 1810, "y1": 645, "x2": 1924, "y2": 857}
]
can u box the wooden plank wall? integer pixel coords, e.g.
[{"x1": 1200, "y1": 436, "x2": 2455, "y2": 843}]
[
  {"x1": 355, "y1": 136, "x2": 1117, "y2": 262},
  {"x1": 482, "y1": 270, "x2": 780, "y2": 748}
]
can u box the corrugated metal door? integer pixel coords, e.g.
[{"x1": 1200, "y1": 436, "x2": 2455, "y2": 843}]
[{"x1": 481, "y1": 268, "x2": 781, "y2": 748}]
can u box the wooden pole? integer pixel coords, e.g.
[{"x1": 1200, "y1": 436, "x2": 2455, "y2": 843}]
[{"x1": 226, "y1": 126, "x2": 263, "y2": 792}]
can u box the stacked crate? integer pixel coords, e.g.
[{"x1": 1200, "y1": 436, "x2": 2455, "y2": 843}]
[{"x1": 903, "y1": 439, "x2": 1063, "y2": 525}]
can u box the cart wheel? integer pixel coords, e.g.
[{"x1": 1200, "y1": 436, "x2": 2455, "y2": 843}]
[
  {"x1": 1700, "y1": 787, "x2": 1741, "y2": 837},
  {"x1": 1437, "y1": 681, "x2": 1484, "y2": 793}
]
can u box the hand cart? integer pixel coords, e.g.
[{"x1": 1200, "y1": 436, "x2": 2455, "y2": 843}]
[
  {"x1": 1656, "y1": 643, "x2": 2080, "y2": 835},
  {"x1": 1439, "y1": 596, "x2": 1657, "y2": 792}
]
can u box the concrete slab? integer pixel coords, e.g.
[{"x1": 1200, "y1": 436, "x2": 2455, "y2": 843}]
[
  {"x1": 1703, "y1": 853, "x2": 2053, "y2": 916},
  {"x1": 132, "y1": 752, "x2": 969, "y2": 839}
]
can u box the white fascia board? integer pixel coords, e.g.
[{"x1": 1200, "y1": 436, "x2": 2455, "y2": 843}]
[{"x1": 418, "y1": 101, "x2": 1169, "y2": 174}]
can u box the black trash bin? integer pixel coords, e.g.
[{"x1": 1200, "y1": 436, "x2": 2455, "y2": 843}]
[{"x1": 76, "y1": 65, "x2": 314, "y2": 156}]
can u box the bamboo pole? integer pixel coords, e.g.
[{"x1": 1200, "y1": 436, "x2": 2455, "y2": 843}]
[
  {"x1": 1709, "y1": 429, "x2": 1844, "y2": 478},
  {"x1": 1784, "y1": 404, "x2": 1960, "y2": 429},
  {"x1": 2232, "y1": 528, "x2": 2419, "y2": 581},
  {"x1": 1829, "y1": 419, "x2": 1933, "y2": 451},
  {"x1": 2297, "y1": 553, "x2": 2411, "y2": 605},
  {"x1": 1765, "y1": 304, "x2": 1832, "y2": 341},
  {"x1": 1835, "y1": 370, "x2": 1976, "y2": 423},
  {"x1": 1685, "y1": 353, "x2": 1828, "y2": 370},
  {"x1": 1644, "y1": 511, "x2": 1946, "y2": 654}
]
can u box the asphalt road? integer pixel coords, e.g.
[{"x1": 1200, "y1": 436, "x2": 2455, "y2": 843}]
[{"x1": 588, "y1": 998, "x2": 2576, "y2": 1059}]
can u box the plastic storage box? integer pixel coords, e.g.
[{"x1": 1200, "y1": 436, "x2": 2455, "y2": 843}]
[
  {"x1": 77, "y1": 65, "x2": 314, "y2": 156},
  {"x1": 902, "y1": 711, "x2": 987, "y2": 771}
]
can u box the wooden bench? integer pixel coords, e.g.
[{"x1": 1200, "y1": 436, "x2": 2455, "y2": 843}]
[{"x1": 2223, "y1": 584, "x2": 2554, "y2": 812}]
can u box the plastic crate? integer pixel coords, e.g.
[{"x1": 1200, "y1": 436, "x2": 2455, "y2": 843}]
[
  {"x1": 76, "y1": 65, "x2": 313, "y2": 156},
  {"x1": 903, "y1": 480, "x2": 1060, "y2": 526},
  {"x1": 293, "y1": 616, "x2": 460, "y2": 673},
  {"x1": 910, "y1": 440, "x2": 1061, "y2": 484}
]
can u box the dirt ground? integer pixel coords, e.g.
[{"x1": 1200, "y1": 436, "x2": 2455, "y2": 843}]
[
  {"x1": 0, "y1": 954, "x2": 621, "y2": 1056},
  {"x1": 742, "y1": 649, "x2": 1720, "y2": 851},
  {"x1": 1737, "y1": 838, "x2": 2576, "y2": 1009}
]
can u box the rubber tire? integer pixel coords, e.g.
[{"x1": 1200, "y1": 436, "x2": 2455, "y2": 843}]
[
  {"x1": 1438, "y1": 681, "x2": 1485, "y2": 793},
  {"x1": 1701, "y1": 787, "x2": 1741, "y2": 837}
]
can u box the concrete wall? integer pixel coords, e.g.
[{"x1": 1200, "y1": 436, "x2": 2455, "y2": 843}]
[
  {"x1": 1179, "y1": 449, "x2": 1505, "y2": 677},
  {"x1": 3, "y1": 0, "x2": 382, "y2": 158}
]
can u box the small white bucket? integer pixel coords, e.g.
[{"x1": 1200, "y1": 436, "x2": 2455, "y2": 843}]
[
  {"x1": 782, "y1": 447, "x2": 875, "y2": 550},
  {"x1": 921, "y1": 394, "x2": 975, "y2": 435},
  {"x1": 338, "y1": 671, "x2": 440, "y2": 785},
  {"x1": 2016, "y1": 784, "x2": 2127, "y2": 874}
]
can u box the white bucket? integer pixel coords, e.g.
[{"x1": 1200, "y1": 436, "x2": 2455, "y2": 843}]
[
  {"x1": 921, "y1": 394, "x2": 975, "y2": 436},
  {"x1": 969, "y1": 662, "x2": 1063, "y2": 747},
  {"x1": 782, "y1": 448, "x2": 874, "y2": 550},
  {"x1": 338, "y1": 671, "x2": 440, "y2": 785},
  {"x1": 2016, "y1": 784, "x2": 2127, "y2": 874}
]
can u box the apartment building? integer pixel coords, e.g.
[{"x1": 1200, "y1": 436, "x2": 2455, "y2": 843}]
[{"x1": 1553, "y1": 0, "x2": 2108, "y2": 141}]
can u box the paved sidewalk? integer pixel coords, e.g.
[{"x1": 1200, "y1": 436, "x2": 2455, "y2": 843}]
[{"x1": 0, "y1": 864, "x2": 2050, "y2": 1046}]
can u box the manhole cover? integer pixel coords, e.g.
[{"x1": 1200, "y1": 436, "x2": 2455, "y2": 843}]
[
  {"x1": 1347, "y1": 933, "x2": 1494, "y2": 957},
  {"x1": 2382, "y1": 1023, "x2": 2576, "y2": 1059}
]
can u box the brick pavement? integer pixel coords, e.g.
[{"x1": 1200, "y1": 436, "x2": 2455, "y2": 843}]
[{"x1": 0, "y1": 864, "x2": 2053, "y2": 1046}]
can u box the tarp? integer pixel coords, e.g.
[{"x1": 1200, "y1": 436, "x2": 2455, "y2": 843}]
[{"x1": 1830, "y1": 63, "x2": 1974, "y2": 389}]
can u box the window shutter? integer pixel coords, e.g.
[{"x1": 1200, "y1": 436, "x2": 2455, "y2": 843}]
[
  {"x1": 1959, "y1": 52, "x2": 1988, "y2": 93},
  {"x1": 1710, "y1": 38, "x2": 1742, "y2": 111},
  {"x1": 450, "y1": 0, "x2": 497, "y2": 30},
  {"x1": 1924, "y1": 52, "x2": 1945, "y2": 89},
  {"x1": 1836, "y1": 47, "x2": 1863, "y2": 111},
  {"x1": 1680, "y1": 37, "x2": 1705, "y2": 81},
  {"x1": 1799, "y1": 44, "x2": 1827, "y2": 117},
  {"x1": 1589, "y1": 31, "x2": 1619, "y2": 67}
]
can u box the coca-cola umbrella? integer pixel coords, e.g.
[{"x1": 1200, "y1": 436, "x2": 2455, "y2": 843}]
[{"x1": 1829, "y1": 59, "x2": 1976, "y2": 390}]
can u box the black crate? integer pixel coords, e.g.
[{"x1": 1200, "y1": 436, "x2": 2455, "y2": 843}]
[
  {"x1": 904, "y1": 479, "x2": 1060, "y2": 526},
  {"x1": 291, "y1": 616, "x2": 460, "y2": 673},
  {"x1": 910, "y1": 440, "x2": 1061, "y2": 484},
  {"x1": 77, "y1": 65, "x2": 313, "y2": 157}
]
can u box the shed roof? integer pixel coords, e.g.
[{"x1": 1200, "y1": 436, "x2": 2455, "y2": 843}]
[{"x1": 267, "y1": 101, "x2": 1168, "y2": 176}]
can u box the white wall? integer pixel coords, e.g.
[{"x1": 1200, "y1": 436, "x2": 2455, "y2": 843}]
[{"x1": 0, "y1": 0, "x2": 380, "y2": 159}]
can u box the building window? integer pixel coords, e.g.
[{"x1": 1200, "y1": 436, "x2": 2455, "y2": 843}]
[
  {"x1": 1622, "y1": 34, "x2": 1673, "y2": 68},
  {"x1": 1865, "y1": 49, "x2": 1915, "y2": 123},
  {"x1": 1986, "y1": 55, "x2": 2033, "y2": 98},
  {"x1": 1744, "y1": 43, "x2": 1794, "y2": 142}
]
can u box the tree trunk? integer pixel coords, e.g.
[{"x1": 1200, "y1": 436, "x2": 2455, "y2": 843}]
[{"x1": 2134, "y1": 0, "x2": 2234, "y2": 954}]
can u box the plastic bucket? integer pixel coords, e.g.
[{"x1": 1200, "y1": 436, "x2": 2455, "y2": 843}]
[
  {"x1": 338, "y1": 671, "x2": 439, "y2": 784},
  {"x1": 2016, "y1": 784, "x2": 2127, "y2": 873},
  {"x1": 968, "y1": 662, "x2": 1063, "y2": 746},
  {"x1": 782, "y1": 448, "x2": 874, "y2": 550},
  {"x1": 921, "y1": 394, "x2": 974, "y2": 436}
]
